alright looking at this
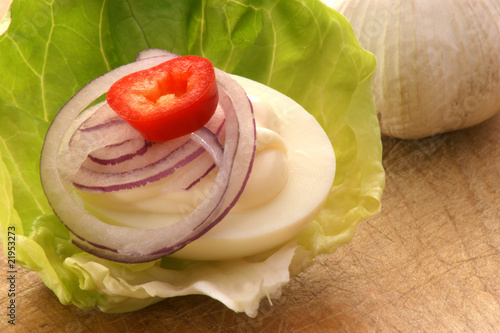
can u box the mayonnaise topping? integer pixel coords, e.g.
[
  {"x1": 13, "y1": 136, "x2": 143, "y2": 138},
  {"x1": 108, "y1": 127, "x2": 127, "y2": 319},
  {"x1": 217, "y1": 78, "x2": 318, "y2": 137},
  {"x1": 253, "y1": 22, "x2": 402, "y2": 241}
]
[{"x1": 235, "y1": 97, "x2": 289, "y2": 209}]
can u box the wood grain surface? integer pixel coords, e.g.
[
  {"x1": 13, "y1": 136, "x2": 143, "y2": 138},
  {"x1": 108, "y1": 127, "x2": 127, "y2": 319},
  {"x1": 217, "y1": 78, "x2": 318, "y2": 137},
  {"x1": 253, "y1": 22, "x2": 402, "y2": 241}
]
[{"x1": 1, "y1": 111, "x2": 499, "y2": 332}]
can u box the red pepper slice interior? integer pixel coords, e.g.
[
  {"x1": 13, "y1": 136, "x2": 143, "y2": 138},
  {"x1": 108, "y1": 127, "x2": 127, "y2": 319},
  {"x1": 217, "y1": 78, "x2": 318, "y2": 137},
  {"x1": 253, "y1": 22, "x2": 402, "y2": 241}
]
[{"x1": 106, "y1": 56, "x2": 219, "y2": 142}]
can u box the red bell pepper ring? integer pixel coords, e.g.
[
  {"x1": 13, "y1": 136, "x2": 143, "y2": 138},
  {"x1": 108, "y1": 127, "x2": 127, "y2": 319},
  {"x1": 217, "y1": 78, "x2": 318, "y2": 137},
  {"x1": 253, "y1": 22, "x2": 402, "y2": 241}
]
[{"x1": 106, "y1": 55, "x2": 219, "y2": 142}]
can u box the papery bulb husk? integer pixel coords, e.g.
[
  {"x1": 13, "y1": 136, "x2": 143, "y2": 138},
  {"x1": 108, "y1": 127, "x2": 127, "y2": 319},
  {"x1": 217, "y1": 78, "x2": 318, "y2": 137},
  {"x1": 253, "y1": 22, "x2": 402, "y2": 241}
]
[{"x1": 327, "y1": 0, "x2": 500, "y2": 139}]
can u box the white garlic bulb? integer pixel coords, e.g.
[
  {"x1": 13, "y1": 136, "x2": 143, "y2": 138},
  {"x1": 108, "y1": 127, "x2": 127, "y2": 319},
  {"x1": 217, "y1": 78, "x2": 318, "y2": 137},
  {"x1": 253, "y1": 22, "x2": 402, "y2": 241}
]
[{"x1": 325, "y1": 0, "x2": 500, "y2": 139}]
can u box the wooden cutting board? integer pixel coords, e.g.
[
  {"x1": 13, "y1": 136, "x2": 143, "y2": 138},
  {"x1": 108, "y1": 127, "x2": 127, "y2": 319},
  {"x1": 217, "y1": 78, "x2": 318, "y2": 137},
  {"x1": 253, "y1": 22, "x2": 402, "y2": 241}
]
[{"x1": 1, "y1": 112, "x2": 499, "y2": 332}]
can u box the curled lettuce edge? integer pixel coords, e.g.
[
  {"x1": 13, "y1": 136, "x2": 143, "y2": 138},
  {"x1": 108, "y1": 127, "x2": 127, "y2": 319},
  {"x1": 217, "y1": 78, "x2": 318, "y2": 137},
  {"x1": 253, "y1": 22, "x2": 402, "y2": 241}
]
[{"x1": 0, "y1": 4, "x2": 384, "y2": 318}]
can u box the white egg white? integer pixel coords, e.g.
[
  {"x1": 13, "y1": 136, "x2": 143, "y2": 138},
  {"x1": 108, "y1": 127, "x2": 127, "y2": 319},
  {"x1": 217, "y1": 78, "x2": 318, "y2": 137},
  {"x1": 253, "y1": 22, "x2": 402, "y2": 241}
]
[
  {"x1": 81, "y1": 75, "x2": 336, "y2": 260},
  {"x1": 171, "y1": 76, "x2": 336, "y2": 260}
]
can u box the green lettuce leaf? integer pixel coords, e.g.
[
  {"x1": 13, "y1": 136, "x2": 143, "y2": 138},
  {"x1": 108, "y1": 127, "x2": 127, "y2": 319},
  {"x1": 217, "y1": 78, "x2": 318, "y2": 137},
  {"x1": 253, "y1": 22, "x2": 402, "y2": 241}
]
[{"x1": 0, "y1": 0, "x2": 384, "y2": 316}]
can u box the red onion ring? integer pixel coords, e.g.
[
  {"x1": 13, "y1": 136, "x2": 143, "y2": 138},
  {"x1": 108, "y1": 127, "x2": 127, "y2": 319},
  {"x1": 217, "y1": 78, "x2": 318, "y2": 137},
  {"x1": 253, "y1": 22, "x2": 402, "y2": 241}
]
[
  {"x1": 69, "y1": 97, "x2": 226, "y2": 192},
  {"x1": 40, "y1": 51, "x2": 256, "y2": 263},
  {"x1": 71, "y1": 107, "x2": 226, "y2": 192},
  {"x1": 88, "y1": 139, "x2": 148, "y2": 165}
]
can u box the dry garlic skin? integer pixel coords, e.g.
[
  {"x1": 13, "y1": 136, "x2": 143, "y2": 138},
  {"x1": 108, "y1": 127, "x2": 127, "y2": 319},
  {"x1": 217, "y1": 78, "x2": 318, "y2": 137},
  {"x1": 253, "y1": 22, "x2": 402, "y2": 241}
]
[{"x1": 328, "y1": 0, "x2": 500, "y2": 139}]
